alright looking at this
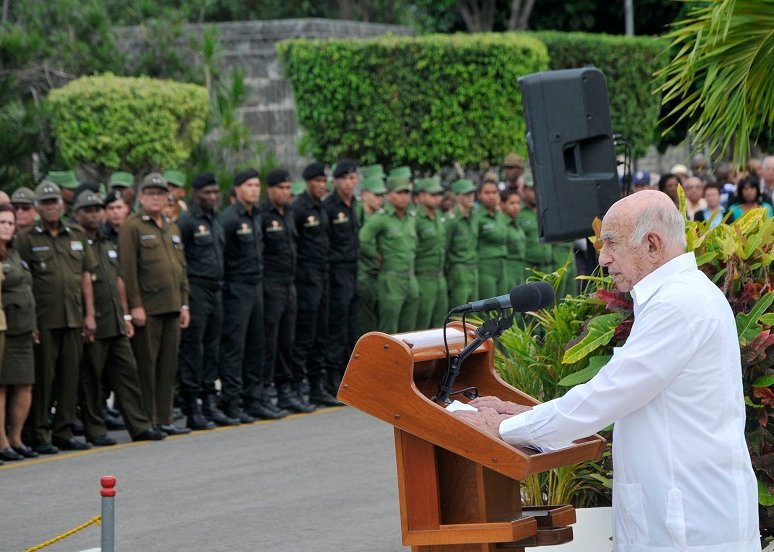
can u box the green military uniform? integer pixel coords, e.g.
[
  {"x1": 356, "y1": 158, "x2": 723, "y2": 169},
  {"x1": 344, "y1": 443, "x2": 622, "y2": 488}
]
[
  {"x1": 505, "y1": 214, "x2": 527, "y2": 285},
  {"x1": 15, "y1": 181, "x2": 97, "y2": 448},
  {"x1": 477, "y1": 207, "x2": 508, "y2": 297},
  {"x1": 359, "y1": 176, "x2": 419, "y2": 334},
  {"x1": 357, "y1": 174, "x2": 387, "y2": 334},
  {"x1": 446, "y1": 179, "x2": 479, "y2": 306},
  {"x1": 552, "y1": 241, "x2": 577, "y2": 298},
  {"x1": 75, "y1": 192, "x2": 155, "y2": 441},
  {"x1": 413, "y1": 177, "x2": 448, "y2": 329},
  {"x1": 517, "y1": 204, "x2": 553, "y2": 276},
  {"x1": 119, "y1": 174, "x2": 188, "y2": 428}
]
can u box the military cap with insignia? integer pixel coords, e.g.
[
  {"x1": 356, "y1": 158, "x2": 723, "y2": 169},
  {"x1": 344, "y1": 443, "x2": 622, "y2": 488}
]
[
  {"x1": 109, "y1": 171, "x2": 134, "y2": 189},
  {"x1": 139, "y1": 172, "x2": 169, "y2": 193},
  {"x1": 414, "y1": 177, "x2": 443, "y2": 194},
  {"x1": 11, "y1": 186, "x2": 35, "y2": 206},
  {"x1": 451, "y1": 179, "x2": 476, "y2": 195},
  {"x1": 74, "y1": 191, "x2": 104, "y2": 211},
  {"x1": 163, "y1": 170, "x2": 187, "y2": 188},
  {"x1": 361, "y1": 175, "x2": 387, "y2": 195},
  {"x1": 502, "y1": 153, "x2": 525, "y2": 169},
  {"x1": 386, "y1": 175, "x2": 412, "y2": 193},
  {"x1": 35, "y1": 180, "x2": 62, "y2": 201}
]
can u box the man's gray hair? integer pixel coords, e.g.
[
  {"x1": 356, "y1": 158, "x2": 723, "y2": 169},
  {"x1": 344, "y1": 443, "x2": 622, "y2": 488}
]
[{"x1": 630, "y1": 204, "x2": 686, "y2": 250}]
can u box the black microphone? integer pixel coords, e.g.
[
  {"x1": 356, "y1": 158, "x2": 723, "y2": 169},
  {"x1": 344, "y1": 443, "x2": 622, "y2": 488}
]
[{"x1": 450, "y1": 281, "x2": 554, "y2": 314}]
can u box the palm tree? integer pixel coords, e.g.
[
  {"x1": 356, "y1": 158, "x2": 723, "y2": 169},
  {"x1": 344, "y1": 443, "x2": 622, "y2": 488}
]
[{"x1": 657, "y1": 0, "x2": 774, "y2": 166}]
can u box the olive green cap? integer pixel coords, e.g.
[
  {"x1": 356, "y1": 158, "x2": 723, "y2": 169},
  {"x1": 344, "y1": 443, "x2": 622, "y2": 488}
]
[
  {"x1": 11, "y1": 186, "x2": 35, "y2": 205},
  {"x1": 139, "y1": 172, "x2": 168, "y2": 193},
  {"x1": 163, "y1": 169, "x2": 186, "y2": 188},
  {"x1": 35, "y1": 180, "x2": 62, "y2": 201},
  {"x1": 74, "y1": 190, "x2": 104, "y2": 211},
  {"x1": 386, "y1": 175, "x2": 411, "y2": 193},
  {"x1": 451, "y1": 179, "x2": 476, "y2": 195},
  {"x1": 361, "y1": 164, "x2": 385, "y2": 179},
  {"x1": 361, "y1": 175, "x2": 387, "y2": 195},
  {"x1": 389, "y1": 166, "x2": 411, "y2": 179},
  {"x1": 503, "y1": 152, "x2": 525, "y2": 169},
  {"x1": 47, "y1": 170, "x2": 79, "y2": 190},
  {"x1": 291, "y1": 180, "x2": 306, "y2": 196},
  {"x1": 523, "y1": 170, "x2": 534, "y2": 188},
  {"x1": 110, "y1": 171, "x2": 134, "y2": 188},
  {"x1": 414, "y1": 177, "x2": 443, "y2": 194}
]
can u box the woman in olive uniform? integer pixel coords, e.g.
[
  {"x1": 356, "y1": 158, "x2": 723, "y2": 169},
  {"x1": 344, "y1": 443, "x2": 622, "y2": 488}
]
[
  {"x1": 476, "y1": 178, "x2": 508, "y2": 298},
  {"x1": 0, "y1": 204, "x2": 38, "y2": 460},
  {"x1": 502, "y1": 189, "x2": 527, "y2": 286}
]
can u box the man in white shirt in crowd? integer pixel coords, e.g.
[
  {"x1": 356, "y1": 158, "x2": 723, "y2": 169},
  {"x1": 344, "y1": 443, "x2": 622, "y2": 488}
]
[{"x1": 454, "y1": 190, "x2": 760, "y2": 551}]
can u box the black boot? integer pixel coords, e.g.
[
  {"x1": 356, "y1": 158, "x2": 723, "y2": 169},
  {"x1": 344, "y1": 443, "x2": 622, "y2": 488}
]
[
  {"x1": 245, "y1": 397, "x2": 290, "y2": 420},
  {"x1": 185, "y1": 397, "x2": 216, "y2": 431},
  {"x1": 202, "y1": 395, "x2": 240, "y2": 426},
  {"x1": 221, "y1": 401, "x2": 255, "y2": 424},
  {"x1": 277, "y1": 383, "x2": 316, "y2": 414},
  {"x1": 309, "y1": 379, "x2": 344, "y2": 407}
]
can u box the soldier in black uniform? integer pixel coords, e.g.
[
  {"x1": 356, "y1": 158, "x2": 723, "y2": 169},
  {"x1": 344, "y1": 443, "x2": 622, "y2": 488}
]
[
  {"x1": 74, "y1": 191, "x2": 165, "y2": 444},
  {"x1": 217, "y1": 169, "x2": 265, "y2": 423},
  {"x1": 290, "y1": 162, "x2": 340, "y2": 407},
  {"x1": 176, "y1": 173, "x2": 238, "y2": 429},
  {"x1": 15, "y1": 181, "x2": 97, "y2": 453},
  {"x1": 259, "y1": 169, "x2": 314, "y2": 415},
  {"x1": 322, "y1": 158, "x2": 360, "y2": 397},
  {"x1": 102, "y1": 191, "x2": 131, "y2": 245}
]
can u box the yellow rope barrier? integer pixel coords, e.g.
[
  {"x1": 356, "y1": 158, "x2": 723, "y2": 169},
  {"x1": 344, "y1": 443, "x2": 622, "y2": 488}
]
[{"x1": 23, "y1": 515, "x2": 102, "y2": 552}]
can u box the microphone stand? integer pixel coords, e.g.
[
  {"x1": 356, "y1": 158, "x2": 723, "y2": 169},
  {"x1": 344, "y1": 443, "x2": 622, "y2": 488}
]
[{"x1": 434, "y1": 310, "x2": 514, "y2": 405}]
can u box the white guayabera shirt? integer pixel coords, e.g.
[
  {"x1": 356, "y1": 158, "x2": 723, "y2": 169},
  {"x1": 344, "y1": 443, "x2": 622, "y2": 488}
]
[{"x1": 500, "y1": 252, "x2": 760, "y2": 551}]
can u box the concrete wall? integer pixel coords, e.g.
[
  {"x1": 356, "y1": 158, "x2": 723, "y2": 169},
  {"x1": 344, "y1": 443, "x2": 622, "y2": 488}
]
[{"x1": 117, "y1": 19, "x2": 413, "y2": 175}]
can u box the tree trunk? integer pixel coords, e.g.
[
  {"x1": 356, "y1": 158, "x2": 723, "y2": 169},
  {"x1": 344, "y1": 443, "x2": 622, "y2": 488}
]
[
  {"x1": 338, "y1": 0, "x2": 356, "y2": 21},
  {"x1": 507, "y1": 0, "x2": 537, "y2": 30},
  {"x1": 457, "y1": 0, "x2": 495, "y2": 32}
]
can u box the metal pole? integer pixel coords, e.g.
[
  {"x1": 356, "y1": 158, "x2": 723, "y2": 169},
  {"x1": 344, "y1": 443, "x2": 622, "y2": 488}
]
[
  {"x1": 101, "y1": 475, "x2": 116, "y2": 552},
  {"x1": 625, "y1": 0, "x2": 634, "y2": 35}
]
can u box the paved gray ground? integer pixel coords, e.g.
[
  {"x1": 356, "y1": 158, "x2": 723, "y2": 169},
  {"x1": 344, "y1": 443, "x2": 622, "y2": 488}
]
[{"x1": 2, "y1": 407, "x2": 405, "y2": 552}]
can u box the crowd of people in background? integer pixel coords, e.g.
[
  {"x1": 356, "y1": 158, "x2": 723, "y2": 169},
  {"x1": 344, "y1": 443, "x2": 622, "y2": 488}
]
[{"x1": 0, "y1": 152, "x2": 771, "y2": 463}]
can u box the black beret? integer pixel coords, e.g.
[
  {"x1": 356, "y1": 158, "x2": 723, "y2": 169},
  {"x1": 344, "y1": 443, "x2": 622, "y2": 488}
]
[
  {"x1": 302, "y1": 162, "x2": 326, "y2": 181},
  {"x1": 266, "y1": 168, "x2": 291, "y2": 187},
  {"x1": 103, "y1": 190, "x2": 123, "y2": 207},
  {"x1": 333, "y1": 158, "x2": 358, "y2": 178},
  {"x1": 191, "y1": 172, "x2": 217, "y2": 190},
  {"x1": 233, "y1": 168, "x2": 259, "y2": 187}
]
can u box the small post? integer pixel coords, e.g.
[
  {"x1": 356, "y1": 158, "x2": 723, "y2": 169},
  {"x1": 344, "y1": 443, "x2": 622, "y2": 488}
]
[{"x1": 101, "y1": 475, "x2": 116, "y2": 552}]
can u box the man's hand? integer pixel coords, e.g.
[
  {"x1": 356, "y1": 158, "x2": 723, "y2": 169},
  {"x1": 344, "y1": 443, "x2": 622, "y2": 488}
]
[
  {"x1": 179, "y1": 307, "x2": 190, "y2": 329},
  {"x1": 452, "y1": 408, "x2": 514, "y2": 440},
  {"x1": 469, "y1": 396, "x2": 533, "y2": 415},
  {"x1": 124, "y1": 320, "x2": 135, "y2": 339},
  {"x1": 131, "y1": 306, "x2": 147, "y2": 327},
  {"x1": 82, "y1": 314, "x2": 97, "y2": 343}
]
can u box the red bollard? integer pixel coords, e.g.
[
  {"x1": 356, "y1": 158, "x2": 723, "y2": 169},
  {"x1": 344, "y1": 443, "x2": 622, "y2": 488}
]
[{"x1": 101, "y1": 475, "x2": 116, "y2": 552}]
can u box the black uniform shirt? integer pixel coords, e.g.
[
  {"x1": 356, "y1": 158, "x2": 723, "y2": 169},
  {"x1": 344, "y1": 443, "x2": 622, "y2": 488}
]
[
  {"x1": 100, "y1": 222, "x2": 120, "y2": 245},
  {"x1": 322, "y1": 189, "x2": 359, "y2": 266},
  {"x1": 292, "y1": 191, "x2": 330, "y2": 266},
  {"x1": 258, "y1": 198, "x2": 296, "y2": 281},
  {"x1": 218, "y1": 200, "x2": 263, "y2": 284},
  {"x1": 176, "y1": 200, "x2": 225, "y2": 283}
]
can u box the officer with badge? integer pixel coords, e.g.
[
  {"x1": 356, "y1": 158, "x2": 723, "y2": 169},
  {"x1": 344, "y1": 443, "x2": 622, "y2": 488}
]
[
  {"x1": 290, "y1": 162, "x2": 339, "y2": 407},
  {"x1": 322, "y1": 158, "x2": 360, "y2": 396},
  {"x1": 74, "y1": 191, "x2": 165, "y2": 444},
  {"x1": 359, "y1": 174, "x2": 419, "y2": 334},
  {"x1": 413, "y1": 176, "x2": 448, "y2": 329},
  {"x1": 445, "y1": 179, "x2": 479, "y2": 307},
  {"x1": 176, "y1": 173, "x2": 237, "y2": 429},
  {"x1": 119, "y1": 173, "x2": 190, "y2": 435},
  {"x1": 217, "y1": 169, "x2": 265, "y2": 422},
  {"x1": 259, "y1": 169, "x2": 314, "y2": 415},
  {"x1": 15, "y1": 180, "x2": 97, "y2": 453}
]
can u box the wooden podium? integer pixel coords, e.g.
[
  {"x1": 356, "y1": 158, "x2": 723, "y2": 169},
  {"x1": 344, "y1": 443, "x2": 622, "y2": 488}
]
[{"x1": 337, "y1": 322, "x2": 605, "y2": 551}]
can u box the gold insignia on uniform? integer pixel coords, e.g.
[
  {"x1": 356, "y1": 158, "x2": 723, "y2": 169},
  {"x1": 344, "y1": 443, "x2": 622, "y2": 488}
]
[
  {"x1": 198, "y1": 225, "x2": 206, "y2": 233},
  {"x1": 333, "y1": 211, "x2": 349, "y2": 224},
  {"x1": 272, "y1": 220, "x2": 280, "y2": 227},
  {"x1": 236, "y1": 222, "x2": 252, "y2": 235},
  {"x1": 338, "y1": 212, "x2": 346, "y2": 220},
  {"x1": 304, "y1": 215, "x2": 320, "y2": 228}
]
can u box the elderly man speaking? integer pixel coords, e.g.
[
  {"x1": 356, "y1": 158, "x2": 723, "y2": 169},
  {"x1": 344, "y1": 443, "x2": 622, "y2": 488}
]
[{"x1": 455, "y1": 190, "x2": 760, "y2": 551}]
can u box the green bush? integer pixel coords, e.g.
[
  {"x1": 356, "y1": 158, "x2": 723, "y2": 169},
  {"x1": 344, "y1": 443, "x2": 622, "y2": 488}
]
[
  {"x1": 48, "y1": 74, "x2": 209, "y2": 174},
  {"x1": 531, "y1": 31, "x2": 668, "y2": 159},
  {"x1": 277, "y1": 33, "x2": 549, "y2": 170}
]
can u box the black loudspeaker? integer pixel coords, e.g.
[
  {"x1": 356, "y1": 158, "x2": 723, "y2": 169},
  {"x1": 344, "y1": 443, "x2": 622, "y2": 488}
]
[{"x1": 519, "y1": 67, "x2": 619, "y2": 242}]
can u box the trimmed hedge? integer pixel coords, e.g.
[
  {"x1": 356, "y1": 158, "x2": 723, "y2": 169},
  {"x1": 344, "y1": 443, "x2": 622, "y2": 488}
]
[
  {"x1": 277, "y1": 33, "x2": 549, "y2": 170},
  {"x1": 532, "y1": 31, "x2": 669, "y2": 159},
  {"x1": 48, "y1": 74, "x2": 209, "y2": 173}
]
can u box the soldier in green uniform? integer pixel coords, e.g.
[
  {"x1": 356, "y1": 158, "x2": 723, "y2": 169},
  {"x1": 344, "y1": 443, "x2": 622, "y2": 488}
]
[
  {"x1": 357, "y1": 174, "x2": 387, "y2": 334},
  {"x1": 517, "y1": 172, "x2": 553, "y2": 277},
  {"x1": 15, "y1": 181, "x2": 97, "y2": 453},
  {"x1": 502, "y1": 189, "x2": 527, "y2": 285},
  {"x1": 445, "y1": 179, "x2": 479, "y2": 307},
  {"x1": 109, "y1": 171, "x2": 135, "y2": 209},
  {"x1": 359, "y1": 175, "x2": 419, "y2": 334},
  {"x1": 119, "y1": 173, "x2": 190, "y2": 435},
  {"x1": 477, "y1": 178, "x2": 508, "y2": 297},
  {"x1": 354, "y1": 164, "x2": 386, "y2": 224},
  {"x1": 413, "y1": 177, "x2": 448, "y2": 329},
  {"x1": 74, "y1": 192, "x2": 166, "y2": 444}
]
